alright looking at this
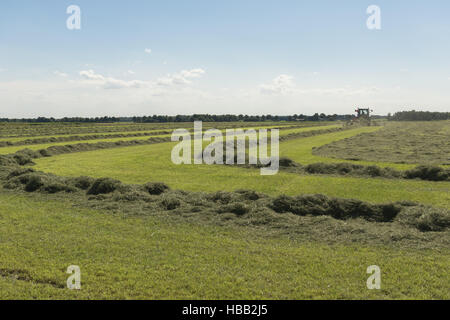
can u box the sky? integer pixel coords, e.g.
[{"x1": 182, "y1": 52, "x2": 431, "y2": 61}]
[{"x1": 0, "y1": 0, "x2": 449, "y2": 117}]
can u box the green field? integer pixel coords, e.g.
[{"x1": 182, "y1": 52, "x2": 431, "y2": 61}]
[
  {"x1": 0, "y1": 121, "x2": 328, "y2": 138},
  {"x1": 279, "y1": 126, "x2": 418, "y2": 170},
  {"x1": 0, "y1": 124, "x2": 340, "y2": 155},
  {"x1": 33, "y1": 126, "x2": 449, "y2": 207},
  {"x1": 314, "y1": 121, "x2": 450, "y2": 166},
  {"x1": 4, "y1": 0, "x2": 450, "y2": 302},
  {"x1": 1, "y1": 121, "x2": 449, "y2": 300},
  {"x1": 0, "y1": 123, "x2": 305, "y2": 142},
  {"x1": 0, "y1": 191, "x2": 448, "y2": 299}
]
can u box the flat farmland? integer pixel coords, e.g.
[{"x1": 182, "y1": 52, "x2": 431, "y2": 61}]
[
  {"x1": 0, "y1": 121, "x2": 449, "y2": 299},
  {"x1": 32, "y1": 127, "x2": 449, "y2": 207},
  {"x1": 314, "y1": 121, "x2": 450, "y2": 166},
  {"x1": 0, "y1": 124, "x2": 341, "y2": 155},
  {"x1": 3, "y1": 0, "x2": 450, "y2": 303},
  {"x1": 0, "y1": 191, "x2": 448, "y2": 299},
  {"x1": 0, "y1": 121, "x2": 328, "y2": 138}
]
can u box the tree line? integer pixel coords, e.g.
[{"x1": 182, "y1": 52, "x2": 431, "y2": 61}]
[
  {"x1": 0, "y1": 113, "x2": 354, "y2": 123},
  {"x1": 2, "y1": 111, "x2": 447, "y2": 123},
  {"x1": 389, "y1": 111, "x2": 449, "y2": 121}
]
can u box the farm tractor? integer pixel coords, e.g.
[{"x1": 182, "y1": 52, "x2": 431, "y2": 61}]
[{"x1": 347, "y1": 107, "x2": 373, "y2": 126}]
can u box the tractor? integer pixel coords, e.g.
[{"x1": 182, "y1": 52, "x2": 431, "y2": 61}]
[{"x1": 347, "y1": 107, "x2": 373, "y2": 126}]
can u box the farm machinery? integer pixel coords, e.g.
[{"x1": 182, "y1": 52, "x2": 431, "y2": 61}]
[{"x1": 347, "y1": 107, "x2": 373, "y2": 126}]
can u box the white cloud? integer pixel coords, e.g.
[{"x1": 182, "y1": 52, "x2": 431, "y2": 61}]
[
  {"x1": 156, "y1": 69, "x2": 206, "y2": 86},
  {"x1": 180, "y1": 69, "x2": 205, "y2": 78},
  {"x1": 79, "y1": 70, "x2": 147, "y2": 89},
  {"x1": 1, "y1": 71, "x2": 448, "y2": 118},
  {"x1": 79, "y1": 70, "x2": 105, "y2": 81},
  {"x1": 260, "y1": 74, "x2": 295, "y2": 95},
  {"x1": 259, "y1": 74, "x2": 382, "y2": 98},
  {"x1": 127, "y1": 70, "x2": 135, "y2": 75},
  {"x1": 78, "y1": 68, "x2": 205, "y2": 90},
  {"x1": 0, "y1": 77, "x2": 213, "y2": 118},
  {"x1": 54, "y1": 70, "x2": 68, "y2": 77},
  {"x1": 144, "y1": 48, "x2": 152, "y2": 54}
]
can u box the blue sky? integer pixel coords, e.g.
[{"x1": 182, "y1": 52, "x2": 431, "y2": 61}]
[{"x1": 0, "y1": 0, "x2": 449, "y2": 117}]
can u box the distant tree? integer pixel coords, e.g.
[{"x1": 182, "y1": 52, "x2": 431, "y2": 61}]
[{"x1": 391, "y1": 110, "x2": 449, "y2": 121}]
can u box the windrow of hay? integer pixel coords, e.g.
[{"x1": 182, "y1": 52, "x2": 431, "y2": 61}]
[
  {"x1": 0, "y1": 122, "x2": 189, "y2": 137},
  {"x1": 270, "y1": 194, "x2": 401, "y2": 222},
  {"x1": 1, "y1": 165, "x2": 448, "y2": 235},
  {"x1": 241, "y1": 156, "x2": 449, "y2": 181},
  {"x1": 304, "y1": 162, "x2": 450, "y2": 181},
  {"x1": 0, "y1": 130, "x2": 175, "y2": 147},
  {"x1": 304, "y1": 162, "x2": 449, "y2": 181},
  {"x1": 278, "y1": 126, "x2": 348, "y2": 141},
  {"x1": 0, "y1": 123, "x2": 317, "y2": 143},
  {"x1": 1, "y1": 138, "x2": 448, "y2": 182},
  {"x1": 0, "y1": 124, "x2": 346, "y2": 165},
  {"x1": 0, "y1": 137, "x2": 172, "y2": 165}
]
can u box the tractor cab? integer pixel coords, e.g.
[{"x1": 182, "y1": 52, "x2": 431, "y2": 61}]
[{"x1": 355, "y1": 108, "x2": 371, "y2": 119}]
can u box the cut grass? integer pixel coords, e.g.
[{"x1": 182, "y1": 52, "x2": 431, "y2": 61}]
[
  {"x1": 0, "y1": 124, "x2": 301, "y2": 142},
  {"x1": 0, "y1": 124, "x2": 341, "y2": 155},
  {"x1": 279, "y1": 126, "x2": 421, "y2": 170},
  {"x1": 313, "y1": 121, "x2": 450, "y2": 166},
  {"x1": 1, "y1": 121, "x2": 327, "y2": 138},
  {"x1": 0, "y1": 135, "x2": 167, "y2": 155},
  {"x1": 33, "y1": 140, "x2": 450, "y2": 208},
  {"x1": 0, "y1": 129, "x2": 170, "y2": 142},
  {"x1": 0, "y1": 190, "x2": 448, "y2": 299}
]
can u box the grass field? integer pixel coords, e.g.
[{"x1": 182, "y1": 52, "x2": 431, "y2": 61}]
[
  {"x1": 33, "y1": 126, "x2": 449, "y2": 207},
  {"x1": 0, "y1": 191, "x2": 448, "y2": 299},
  {"x1": 0, "y1": 123, "x2": 306, "y2": 142},
  {"x1": 1, "y1": 121, "x2": 449, "y2": 300},
  {"x1": 3, "y1": 0, "x2": 450, "y2": 302},
  {"x1": 0, "y1": 121, "x2": 329, "y2": 138},
  {"x1": 0, "y1": 124, "x2": 340, "y2": 155},
  {"x1": 314, "y1": 121, "x2": 450, "y2": 166}
]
